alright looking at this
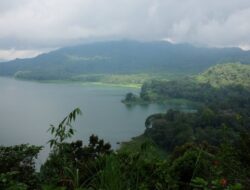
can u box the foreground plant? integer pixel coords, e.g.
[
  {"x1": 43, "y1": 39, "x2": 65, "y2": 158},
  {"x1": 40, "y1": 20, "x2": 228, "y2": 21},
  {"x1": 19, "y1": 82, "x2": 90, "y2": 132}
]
[
  {"x1": 41, "y1": 108, "x2": 112, "y2": 190},
  {"x1": 48, "y1": 108, "x2": 82, "y2": 149}
]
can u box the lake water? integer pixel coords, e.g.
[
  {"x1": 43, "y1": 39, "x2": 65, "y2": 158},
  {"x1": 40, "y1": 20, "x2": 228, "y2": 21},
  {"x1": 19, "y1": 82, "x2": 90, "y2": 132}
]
[{"x1": 0, "y1": 77, "x2": 190, "y2": 165}]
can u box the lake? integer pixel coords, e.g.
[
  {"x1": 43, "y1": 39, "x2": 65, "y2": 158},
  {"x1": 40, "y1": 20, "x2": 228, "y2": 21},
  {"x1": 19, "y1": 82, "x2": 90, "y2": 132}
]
[{"x1": 0, "y1": 77, "x2": 190, "y2": 164}]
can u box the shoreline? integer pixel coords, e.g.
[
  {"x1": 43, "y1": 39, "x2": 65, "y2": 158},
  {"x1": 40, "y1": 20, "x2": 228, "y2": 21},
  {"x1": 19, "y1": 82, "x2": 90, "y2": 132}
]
[{"x1": 0, "y1": 76, "x2": 141, "y2": 89}]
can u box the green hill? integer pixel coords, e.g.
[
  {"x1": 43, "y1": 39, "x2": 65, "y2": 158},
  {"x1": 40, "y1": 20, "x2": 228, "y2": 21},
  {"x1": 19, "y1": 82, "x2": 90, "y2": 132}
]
[
  {"x1": 196, "y1": 63, "x2": 250, "y2": 87},
  {"x1": 138, "y1": 63, "x2": 250, "y2": 106}
]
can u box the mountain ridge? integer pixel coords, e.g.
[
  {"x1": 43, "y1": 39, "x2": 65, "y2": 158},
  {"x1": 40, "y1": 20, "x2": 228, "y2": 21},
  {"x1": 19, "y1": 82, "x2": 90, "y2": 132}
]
[{"x1": 1, "y1": 40, "x2": 250, "y2": 81}]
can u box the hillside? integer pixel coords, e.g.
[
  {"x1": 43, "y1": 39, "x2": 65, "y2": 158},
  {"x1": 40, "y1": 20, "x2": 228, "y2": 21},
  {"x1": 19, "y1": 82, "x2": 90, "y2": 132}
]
[
  {"x1": 196, "y1": 63, "x2": 250, "y2": 87},
  {"x1": 131, "y1": 63, "x2": 250, "y2": 107},
  {"x1": 1, "y1": 40, "x2": 250, "y2": 82}
]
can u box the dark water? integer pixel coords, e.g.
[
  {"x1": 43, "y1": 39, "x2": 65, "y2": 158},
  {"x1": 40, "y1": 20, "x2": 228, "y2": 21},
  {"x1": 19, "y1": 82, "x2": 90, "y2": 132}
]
[{"x1": 0, "y1": 77, "x2": 169, "y2": 164}]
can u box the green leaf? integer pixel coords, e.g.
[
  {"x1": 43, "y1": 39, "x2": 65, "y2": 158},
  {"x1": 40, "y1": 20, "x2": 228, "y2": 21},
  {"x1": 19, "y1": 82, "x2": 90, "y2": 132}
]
[{"x1": 47, "y1": 108, "x2": 82, "y2": 149}]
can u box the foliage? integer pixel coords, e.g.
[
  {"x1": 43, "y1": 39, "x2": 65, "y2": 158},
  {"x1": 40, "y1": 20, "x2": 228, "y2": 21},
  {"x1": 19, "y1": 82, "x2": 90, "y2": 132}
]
[
  {"x1": 121, "y1": 92, "x2": 141, "y2": 104},
  {"x1": 0, "y1": 144, "x2": 42, "y2": 190},
  {"x1": 92, "y1": 141, "x2": 170, "y2": 190},
  {"x1": 43, "y1": 121, "x2": 172, "y2": 190},
  {"x1": 144, "y1": 107, "x2": 248, "y2": 152},
  {"x1": 47, "y1": 108, "x2": 82, "y2": 148},
  {"x1": 41, "y1": 135, "x2": 112, "y2": 189},
  {"x1": 169, "y1": 148, "x2": 212, "y2": 189},
  {"x1": 119, "y1": 135, "x2": 165, "y2": 157},
  {"x1": 93, "y1": 155, "x2": 125, "y2": 190},
  {"x1": 41, "y1": 108, "x2": 112, "y2": 189},
  {"x1": 196, "y1": 63, "x2": 250, "y2": 88},
  {"x1": 140, "y1": 63, "x2": 250, "y2": 112},
  {"x1": 191, "y1": 177, "x2": 243, "y2": 190}
]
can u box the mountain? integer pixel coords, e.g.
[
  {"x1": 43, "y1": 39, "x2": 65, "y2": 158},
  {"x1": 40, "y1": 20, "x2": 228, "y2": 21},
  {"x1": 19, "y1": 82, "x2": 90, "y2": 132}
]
[{"x1": 1, "y1": 40, "x2": 250, "y2": 81}]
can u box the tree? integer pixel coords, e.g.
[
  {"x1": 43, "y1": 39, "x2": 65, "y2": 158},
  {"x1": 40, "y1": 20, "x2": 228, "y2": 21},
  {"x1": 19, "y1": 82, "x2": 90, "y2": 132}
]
[{"x1": 0, "y1": 144, "x2": 42, "y2": 190}]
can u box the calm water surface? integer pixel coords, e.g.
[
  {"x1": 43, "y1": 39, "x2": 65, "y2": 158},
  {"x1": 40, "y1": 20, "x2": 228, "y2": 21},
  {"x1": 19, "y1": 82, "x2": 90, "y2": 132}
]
[
  {"x1": 0, "y1": 77, "x2": 194, "y2": 165},
  {"x1": 0, "y1": 77, "x2": 171, "y2": 164}
]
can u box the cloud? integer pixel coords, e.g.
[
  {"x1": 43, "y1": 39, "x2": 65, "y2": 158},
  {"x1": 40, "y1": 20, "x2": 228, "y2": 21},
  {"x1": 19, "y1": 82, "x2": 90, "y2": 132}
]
[
  {"x1": 0, "y1": 48, "x2": 53, "y2": 60},
  {"x1": 0, "y1": 0, "x2": 250, "y2": 59}
]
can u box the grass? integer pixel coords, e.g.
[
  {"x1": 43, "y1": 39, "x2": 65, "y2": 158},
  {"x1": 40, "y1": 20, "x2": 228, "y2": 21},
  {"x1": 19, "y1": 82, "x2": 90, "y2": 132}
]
[{"x1": 95, "y1": 155, "x2": 125, "y2": 190}]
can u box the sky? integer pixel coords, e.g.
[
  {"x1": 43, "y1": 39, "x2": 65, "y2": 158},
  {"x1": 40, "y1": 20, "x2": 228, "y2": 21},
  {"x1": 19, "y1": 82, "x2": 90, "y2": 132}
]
[{"x1": 1, "y1": 0, "x2": 250, "y2": 60}]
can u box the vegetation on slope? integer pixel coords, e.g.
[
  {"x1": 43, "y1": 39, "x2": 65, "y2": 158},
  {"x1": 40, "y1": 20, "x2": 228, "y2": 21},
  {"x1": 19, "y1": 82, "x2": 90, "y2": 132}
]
[
  {"x1": 123, "y1": 63, "x2": 250, "y2": 105},
  {"x1": 196, "y1": 62, "x2": 250, "y2": 87},
  {"x1": 144, "y1": 108, "x2": 249, "y2": 152}
]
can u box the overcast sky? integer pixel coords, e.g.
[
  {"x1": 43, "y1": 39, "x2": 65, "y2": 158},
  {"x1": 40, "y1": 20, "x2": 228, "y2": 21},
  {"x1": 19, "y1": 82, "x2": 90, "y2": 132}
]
[{"x1": 1, "y1": 0, "x2": 250, "y2": 60}]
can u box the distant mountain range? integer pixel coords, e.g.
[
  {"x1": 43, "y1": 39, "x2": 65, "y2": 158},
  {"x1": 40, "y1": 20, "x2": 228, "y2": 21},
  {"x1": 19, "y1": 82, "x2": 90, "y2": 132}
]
[{"x1": 0, "y1": 40, "x2": 250, "y2": 81}]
